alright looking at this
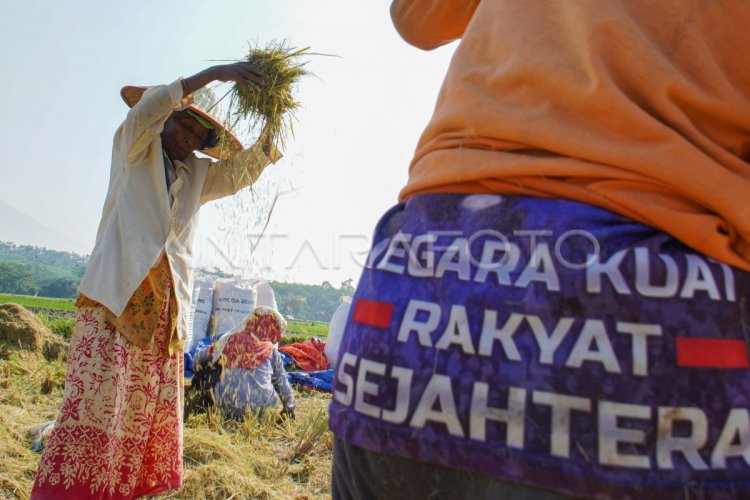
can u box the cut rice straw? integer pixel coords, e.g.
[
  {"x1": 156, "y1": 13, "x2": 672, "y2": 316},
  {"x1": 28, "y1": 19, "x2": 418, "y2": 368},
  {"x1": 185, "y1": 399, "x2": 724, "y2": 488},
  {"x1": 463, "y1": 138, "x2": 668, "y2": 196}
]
[{"x1": 228, "y1": 40, "x2": 309, "y2": 149}]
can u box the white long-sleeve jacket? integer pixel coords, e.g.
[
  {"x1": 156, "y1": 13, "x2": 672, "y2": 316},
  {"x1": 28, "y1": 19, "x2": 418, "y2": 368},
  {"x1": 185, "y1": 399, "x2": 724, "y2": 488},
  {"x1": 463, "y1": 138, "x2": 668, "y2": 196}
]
[{"x1": 78, "y1": 78, "x2": 280, "y2": 342}]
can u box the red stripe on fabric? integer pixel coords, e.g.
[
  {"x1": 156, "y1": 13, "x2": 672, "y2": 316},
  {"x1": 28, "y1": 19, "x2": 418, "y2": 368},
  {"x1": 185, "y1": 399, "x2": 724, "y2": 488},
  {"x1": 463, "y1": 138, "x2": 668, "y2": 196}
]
[
  {"x1": 353, "y1": 299, "x2": 394, "y2": 328},
  {"x1": 676, "y1": 338, "x2": 750, "y2": 368}
]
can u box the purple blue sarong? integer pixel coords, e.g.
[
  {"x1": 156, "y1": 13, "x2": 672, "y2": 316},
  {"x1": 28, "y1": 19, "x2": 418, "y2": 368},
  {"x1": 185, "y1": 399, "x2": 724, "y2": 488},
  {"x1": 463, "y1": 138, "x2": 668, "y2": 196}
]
[{"x1": 329, "y1": 194, "x2": 750, "y2": 498}]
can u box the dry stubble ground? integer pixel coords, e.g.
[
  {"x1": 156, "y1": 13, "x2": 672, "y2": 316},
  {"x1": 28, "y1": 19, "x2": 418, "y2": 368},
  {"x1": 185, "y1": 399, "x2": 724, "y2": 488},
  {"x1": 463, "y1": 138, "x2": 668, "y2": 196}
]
[{"x1": 0, "y1": 307, "x2": 333, "y2": 500}]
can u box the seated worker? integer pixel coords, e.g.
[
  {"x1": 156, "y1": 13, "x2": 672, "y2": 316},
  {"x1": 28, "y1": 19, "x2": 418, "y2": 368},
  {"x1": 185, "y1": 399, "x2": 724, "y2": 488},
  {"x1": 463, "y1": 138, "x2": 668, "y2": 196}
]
[{"x1": 193, "y1": 305, "x2": 296, "y2": 419}]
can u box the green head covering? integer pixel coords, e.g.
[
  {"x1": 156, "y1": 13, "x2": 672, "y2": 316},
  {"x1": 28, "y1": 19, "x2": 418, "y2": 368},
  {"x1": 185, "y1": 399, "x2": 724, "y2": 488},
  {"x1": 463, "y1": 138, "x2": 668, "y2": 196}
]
[{"x1": 185, "y1": 109, "x2": 214, "y2": 130}]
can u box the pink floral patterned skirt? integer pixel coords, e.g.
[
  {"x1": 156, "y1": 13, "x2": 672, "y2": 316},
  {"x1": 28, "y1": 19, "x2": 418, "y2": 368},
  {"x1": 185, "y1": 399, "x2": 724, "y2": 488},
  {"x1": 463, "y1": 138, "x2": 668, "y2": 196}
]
[{"x1": 32, "y1": 304, "x2": 184, "y2": 499}]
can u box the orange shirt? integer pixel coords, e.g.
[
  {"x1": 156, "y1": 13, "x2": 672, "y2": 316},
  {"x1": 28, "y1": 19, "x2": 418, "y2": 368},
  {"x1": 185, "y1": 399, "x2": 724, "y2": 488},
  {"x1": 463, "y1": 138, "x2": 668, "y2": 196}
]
[
  {"x1": 77, "y1": 254, "x2": 180, "y2": 353},
  {"x1": 391, "y1": 0, "x2": 750, "y2": 270}
]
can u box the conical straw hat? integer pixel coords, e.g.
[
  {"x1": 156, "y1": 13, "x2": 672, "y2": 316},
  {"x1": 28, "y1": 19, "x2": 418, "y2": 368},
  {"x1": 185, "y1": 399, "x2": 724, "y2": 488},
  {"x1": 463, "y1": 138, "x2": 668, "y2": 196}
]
[{"x1": 120, "y1": 85, "x2": 244, "y2": 160}]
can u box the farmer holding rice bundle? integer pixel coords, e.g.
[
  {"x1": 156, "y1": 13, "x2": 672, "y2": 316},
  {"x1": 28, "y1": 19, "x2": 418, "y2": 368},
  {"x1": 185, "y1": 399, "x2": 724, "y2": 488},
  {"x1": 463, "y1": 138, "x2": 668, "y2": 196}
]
[
  {"x1": 192, "y1": 305, "x2": 296, "y2": 420},
  {"x1": 32, "y1": 61, "x2": 282, "y2": 499},
  {"x1": 330, "y1": 1, "x2": 750, "y2": 498}
]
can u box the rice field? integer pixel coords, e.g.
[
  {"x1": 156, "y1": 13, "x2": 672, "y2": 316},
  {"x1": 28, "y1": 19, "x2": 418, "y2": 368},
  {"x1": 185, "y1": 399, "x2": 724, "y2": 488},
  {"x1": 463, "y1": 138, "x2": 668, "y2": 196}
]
[
  {"x1": 286, "y1": 321, "x2": 329, "y2": 337},
  {"x1": 0, "y1": 295, "x2": 328, "y2": 338},
  {"x1": 0, "y1": 294, "x2": 76, "y2": 313}
]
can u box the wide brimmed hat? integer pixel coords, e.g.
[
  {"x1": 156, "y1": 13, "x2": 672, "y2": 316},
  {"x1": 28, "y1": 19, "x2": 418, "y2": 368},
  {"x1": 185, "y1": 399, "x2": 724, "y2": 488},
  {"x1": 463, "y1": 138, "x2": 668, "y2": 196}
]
[{"x1": 120, "y1": 85, "x2": 244, "y2": 160}]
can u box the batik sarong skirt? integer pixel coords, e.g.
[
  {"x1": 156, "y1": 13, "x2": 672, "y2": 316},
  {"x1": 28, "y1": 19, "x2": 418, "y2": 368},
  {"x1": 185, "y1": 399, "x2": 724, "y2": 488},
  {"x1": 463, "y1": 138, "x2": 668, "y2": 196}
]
[
  {"x1": 32, "y1": 304, "x2": 183, "y2": 499},
  {"x1": 329, "y1": 194, "x2": 750, "y2": 499}
]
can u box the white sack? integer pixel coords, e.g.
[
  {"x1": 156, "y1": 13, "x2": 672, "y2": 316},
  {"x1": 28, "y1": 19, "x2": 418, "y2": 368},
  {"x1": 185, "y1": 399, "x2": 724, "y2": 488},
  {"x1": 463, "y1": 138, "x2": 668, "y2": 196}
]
[
  {"x1": 210, "y1": 278, "x2": 259, "y2": 338},
  {"x1": 186, "y1": 279, "x2": 214, "y2": 353}
]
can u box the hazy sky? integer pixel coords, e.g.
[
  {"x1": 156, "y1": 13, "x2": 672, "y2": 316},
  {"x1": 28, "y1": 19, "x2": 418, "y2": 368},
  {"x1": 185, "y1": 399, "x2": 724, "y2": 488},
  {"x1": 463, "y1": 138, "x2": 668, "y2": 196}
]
[{"x1": 0, "y1": 0, "x2": 456, "y2": 286}]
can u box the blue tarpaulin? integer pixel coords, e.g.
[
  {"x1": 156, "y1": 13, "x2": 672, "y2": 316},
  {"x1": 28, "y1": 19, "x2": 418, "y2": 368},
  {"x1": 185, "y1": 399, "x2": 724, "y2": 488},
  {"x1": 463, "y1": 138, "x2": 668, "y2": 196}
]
[
  {"x1": 184, "y1": 336, "x2": 214, "y2": 379},
  {"x1": 286, "y1": 369, "x2": 334, "y2": 392}
]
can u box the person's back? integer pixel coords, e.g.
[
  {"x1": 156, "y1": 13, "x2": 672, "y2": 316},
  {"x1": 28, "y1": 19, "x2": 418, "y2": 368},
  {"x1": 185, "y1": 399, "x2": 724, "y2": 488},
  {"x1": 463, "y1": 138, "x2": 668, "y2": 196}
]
[
  {"x1": 193, "y1": 306, "x2": 296, "y2": 420},
  {"x1": 212, "y1": 348, "x2": 293, "y2": 419},
  {"x1": 396, "y1": 0, "x2": 750, "y2": 270},
  {"x1": 329, "y1": 1, "x2": 750, "y2": 498}
]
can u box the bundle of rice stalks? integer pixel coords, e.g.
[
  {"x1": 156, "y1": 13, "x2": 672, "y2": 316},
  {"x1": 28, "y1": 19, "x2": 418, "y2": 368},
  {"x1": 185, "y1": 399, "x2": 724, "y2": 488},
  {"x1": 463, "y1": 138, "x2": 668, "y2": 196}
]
[
  {"x1": 228, "y1": 40, "x2": 309, "y2": 148},
  {"x1": 288, "y1": 407, "x2": 329, "y2": 462}
]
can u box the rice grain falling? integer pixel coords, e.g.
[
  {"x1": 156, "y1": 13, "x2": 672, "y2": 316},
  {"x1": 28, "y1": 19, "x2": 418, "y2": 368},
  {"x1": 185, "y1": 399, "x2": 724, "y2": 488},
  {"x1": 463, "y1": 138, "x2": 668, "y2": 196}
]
[
  {"x1": 206, "y1": 41, "x2": 309, "y2": 276},
  {"x1": 229, "y1": 40, "x2": 309, "y2": 148}
]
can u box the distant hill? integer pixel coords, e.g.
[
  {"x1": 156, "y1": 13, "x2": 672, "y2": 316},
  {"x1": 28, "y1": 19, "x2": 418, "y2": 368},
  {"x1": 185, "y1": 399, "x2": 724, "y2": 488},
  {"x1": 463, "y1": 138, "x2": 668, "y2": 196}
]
[{"x1": 0, "y1": 199, "x2": 88, "y2": 254}]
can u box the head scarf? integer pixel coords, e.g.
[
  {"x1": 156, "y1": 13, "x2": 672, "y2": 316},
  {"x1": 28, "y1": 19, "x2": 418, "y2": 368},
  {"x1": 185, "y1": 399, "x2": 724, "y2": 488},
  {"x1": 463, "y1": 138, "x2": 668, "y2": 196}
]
[{"x1": 212, "y1": 305, "x2": 287, "y2": 370}]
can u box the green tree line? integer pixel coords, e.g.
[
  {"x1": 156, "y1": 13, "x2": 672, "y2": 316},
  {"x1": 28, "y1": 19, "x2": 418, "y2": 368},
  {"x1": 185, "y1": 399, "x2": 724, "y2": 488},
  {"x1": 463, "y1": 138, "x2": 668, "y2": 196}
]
[
  {"x1": 271, "y1": 279, "x2": 354, "y2": 322},
  {"x1": 0, "y1": 242, "x2": 355, "y2": 320},
  {"x1": 0, "y1": 242, "x2": 86, "y2": 297}
]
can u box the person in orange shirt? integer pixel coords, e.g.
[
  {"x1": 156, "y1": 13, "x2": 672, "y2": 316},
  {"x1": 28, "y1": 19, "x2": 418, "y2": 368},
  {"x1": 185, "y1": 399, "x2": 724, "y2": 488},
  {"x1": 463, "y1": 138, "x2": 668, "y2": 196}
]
[{"x1": 328, "y1": 1, "x2": 750, "y2": 498}]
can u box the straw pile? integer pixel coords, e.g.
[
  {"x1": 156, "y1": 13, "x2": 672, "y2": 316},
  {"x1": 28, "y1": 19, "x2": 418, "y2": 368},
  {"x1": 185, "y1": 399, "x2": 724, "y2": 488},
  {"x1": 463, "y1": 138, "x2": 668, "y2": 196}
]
[
  {"x1": 175, "y1": 397, "x2": 331, "y2": 499},
  {"x1": 0, "y1": 304, "x2": 66, "y2": 360},
  {"x1": 229, "y1": 40, "x2": 309, "y2": 148},
  {"x1": 0, "y1": 348, "x2": 66, "y2": 499}
]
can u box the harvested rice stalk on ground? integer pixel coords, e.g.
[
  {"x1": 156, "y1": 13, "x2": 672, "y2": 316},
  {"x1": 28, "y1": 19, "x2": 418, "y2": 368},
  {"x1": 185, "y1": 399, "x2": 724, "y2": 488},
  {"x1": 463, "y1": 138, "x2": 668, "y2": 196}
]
[{"x1": 228, "y1": 41, "x2": 309, "y2": 148}]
